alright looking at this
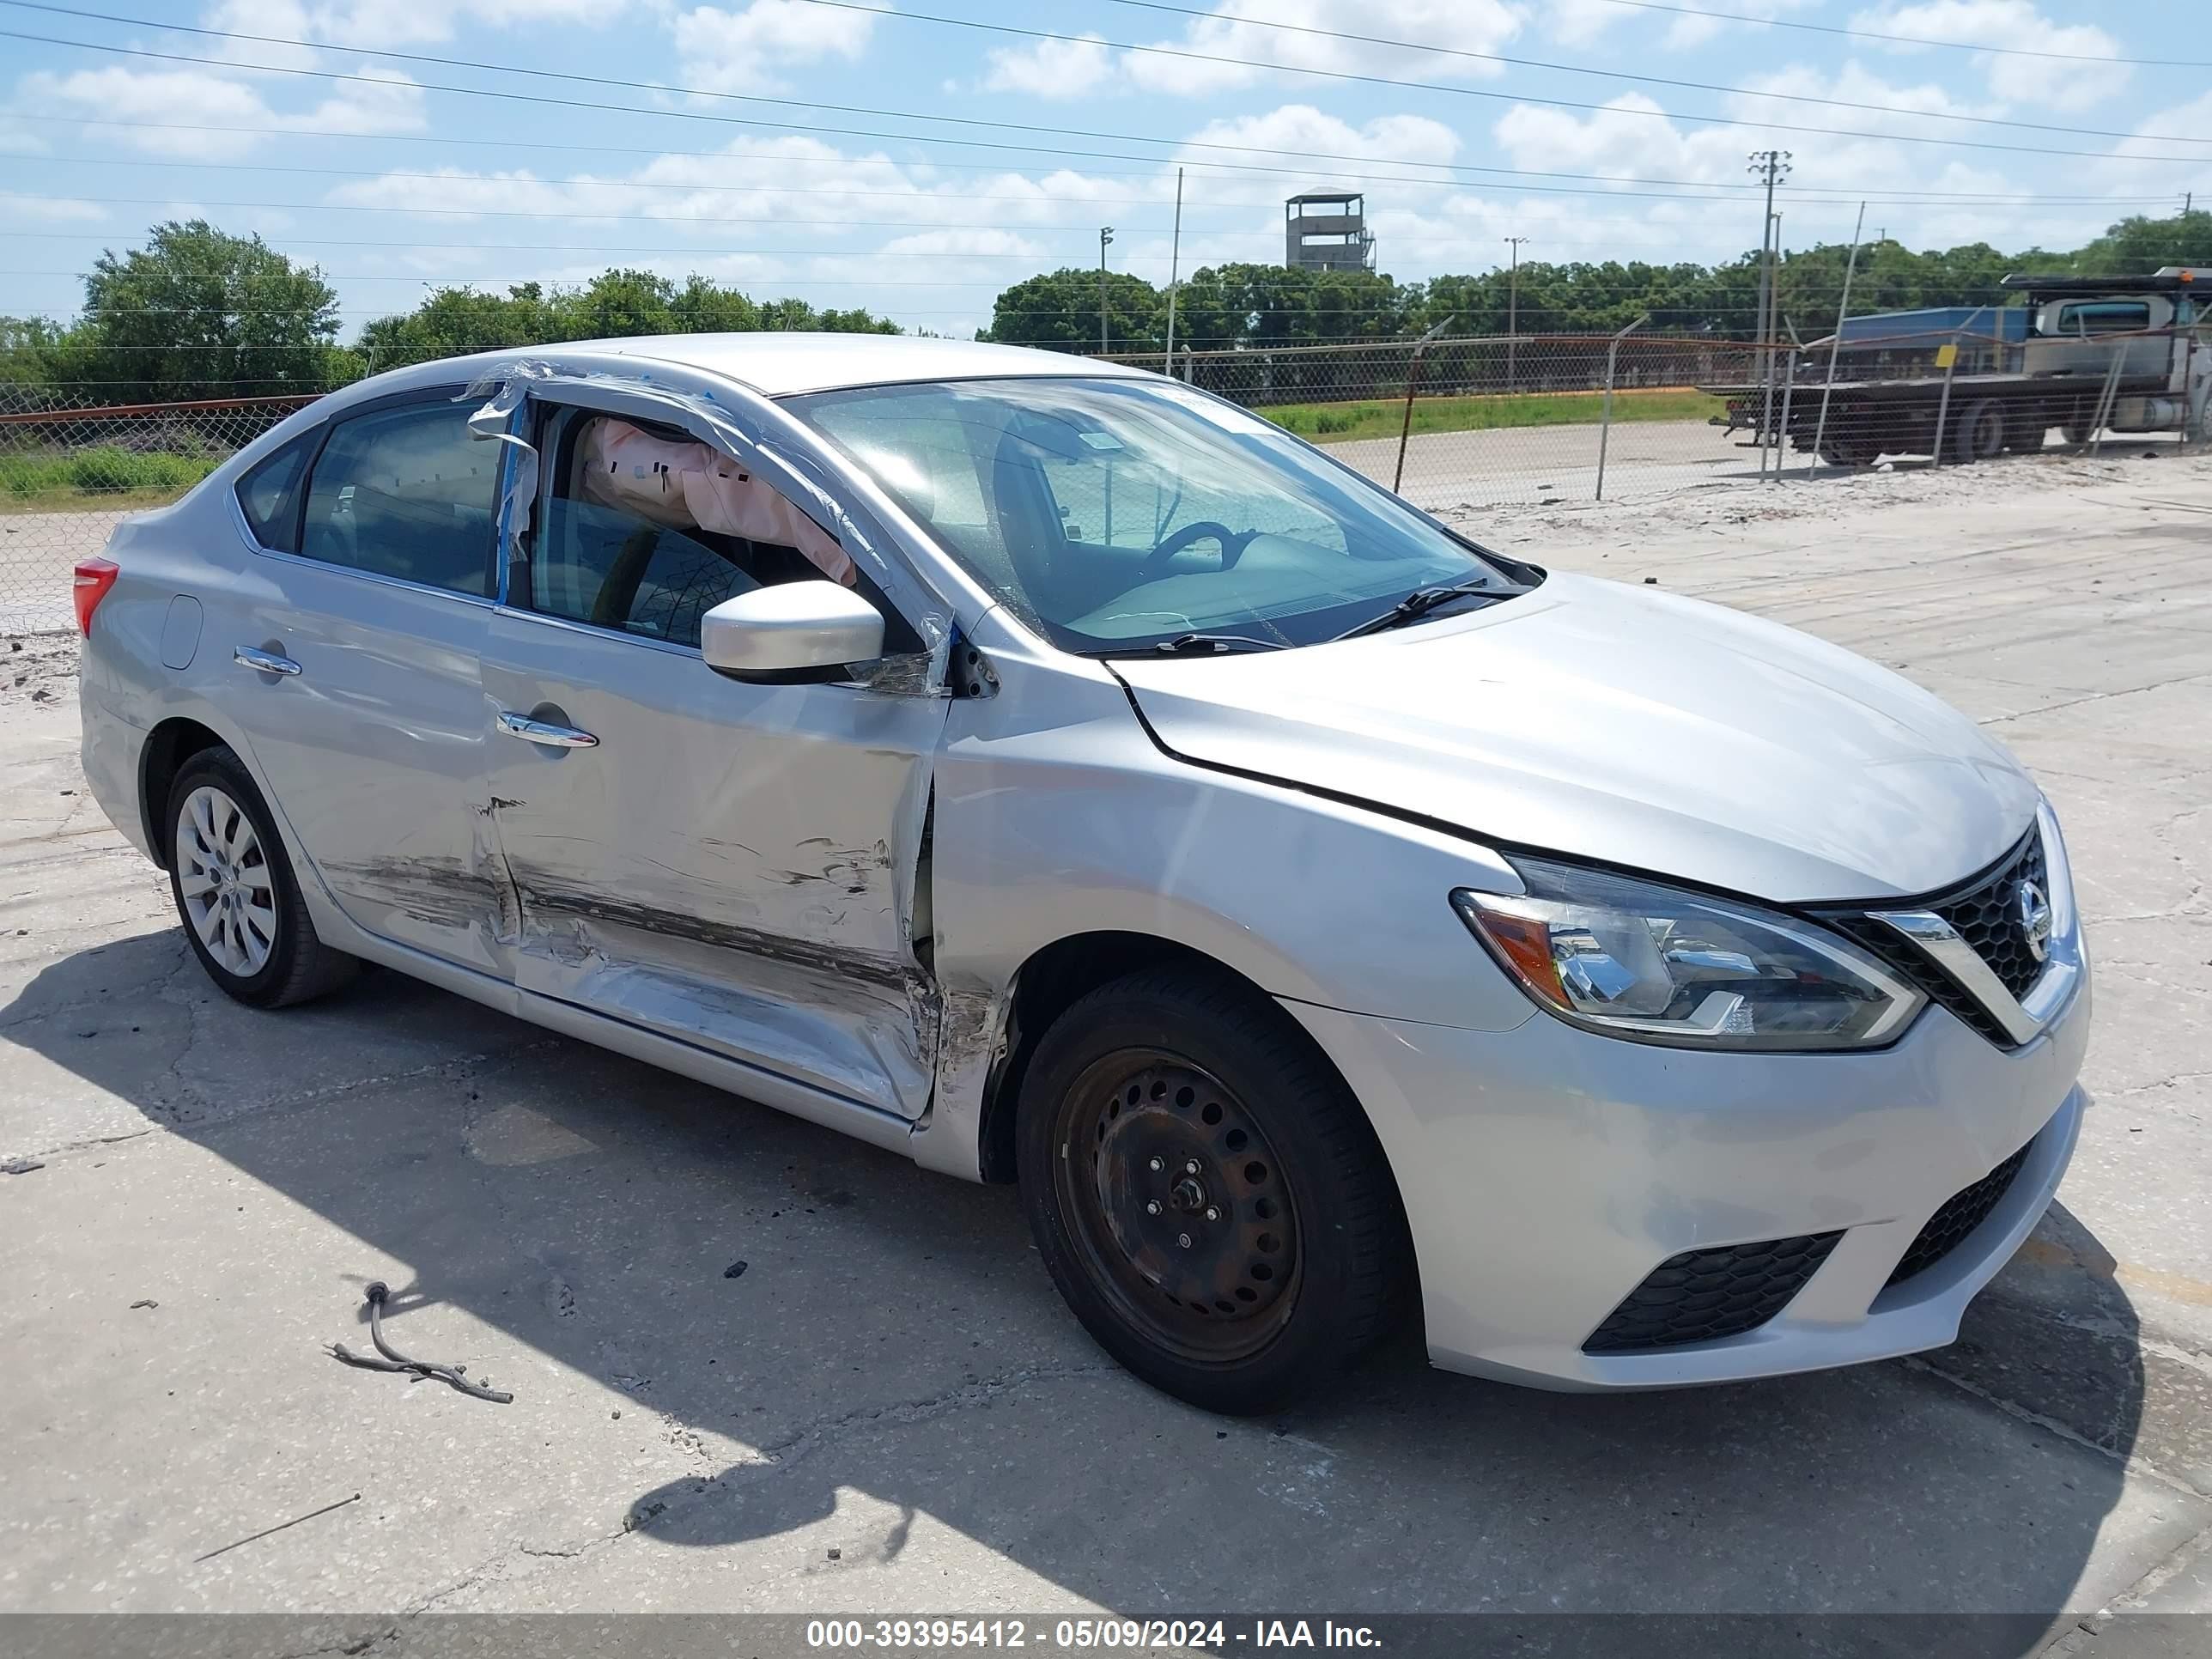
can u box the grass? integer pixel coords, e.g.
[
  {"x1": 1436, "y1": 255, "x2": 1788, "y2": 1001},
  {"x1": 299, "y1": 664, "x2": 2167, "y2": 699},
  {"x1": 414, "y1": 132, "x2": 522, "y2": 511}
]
[
  {"x1": 0, "y1": 447, "x2": 222, "y2": 513},
  {"x1": 1260, "y1": 386, "x2": 1727, "y2": 444}
]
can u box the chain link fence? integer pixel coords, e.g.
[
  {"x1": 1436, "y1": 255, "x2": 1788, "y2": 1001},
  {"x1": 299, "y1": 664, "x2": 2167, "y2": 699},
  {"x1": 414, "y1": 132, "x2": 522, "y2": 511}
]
[
  {"x1": 5, "y1": 324, "x2": 2204, "y2": 635},
  {"x1": 2, "y1": 390, "x2": 319, "y2": 635},
  {"x1": 1100, "y1": 332, "x2": 1770, "y2": 514}
]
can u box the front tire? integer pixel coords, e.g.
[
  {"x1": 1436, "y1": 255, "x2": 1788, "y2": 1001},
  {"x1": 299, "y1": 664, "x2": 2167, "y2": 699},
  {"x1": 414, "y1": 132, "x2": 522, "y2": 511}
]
[
  {"x1": 166, "y1": 746, "x2": 356, "y2": 1008},
  {"x1": 1016, "y1": 965, "x2": 1406, "y2": 1413}
]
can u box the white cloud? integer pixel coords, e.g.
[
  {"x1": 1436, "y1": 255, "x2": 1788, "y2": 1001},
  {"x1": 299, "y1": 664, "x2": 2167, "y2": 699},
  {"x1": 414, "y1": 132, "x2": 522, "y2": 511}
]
[
  {"x1": 15, "y1": 62, "x2": 427, "y2": 159},
  {"x1": 208, "y1": 0, "x2": 630, "y2": 50},
  {"x1": 982, "y1": 34, "x2": 1115, "y2": 100},
  {"x1": 879, "y1": 228, "x2": 1047, "y2": 258},
  {"x1": 1725, "y1": 60, "x2": 2004, "y2": 139},
  {"x1": 1181, "y1": 105, "x2": 1463, "y2": 173},
  {"x1": 0, "y1": 192, "x2": 106, "y2": 224},
  {"x1": 1848, "y1": 3, "x2": 2130, "y2": 112},
  {"x1": 1539, "y1": 0, "x2": 1618, "y2": 48},
  {"x1": 672, "y1": 1, "x2": 880, "y2": 94},
  {"x1": 1125, "y1": 0, "x2": 1522, "y2": 98},
  {"x1": 1483, "y1": 87, "x2": 2134, "y2": 265},
  {"x1": 1657, "y1": 1, "x2": 1818, "y2": 51},
  {"x1": 2096, "y1": 89, "x2": 2212, "y2": 194}
]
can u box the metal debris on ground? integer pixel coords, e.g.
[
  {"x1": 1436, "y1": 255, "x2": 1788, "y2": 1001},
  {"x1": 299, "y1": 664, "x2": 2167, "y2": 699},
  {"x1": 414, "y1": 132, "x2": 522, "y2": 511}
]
[
  {"x1": 723, "y1": 1260, "x2": 749, "y2": 1279},
  {"x1": 329, "y1": 1280, "x2": 514, "y2": 1404},
  {"x1": 193, "y1": 1492, "x2": 362, "y2": 1564},
  {"x1": 1, "y1": 1157, "x2": 45, "y2": 1175}
]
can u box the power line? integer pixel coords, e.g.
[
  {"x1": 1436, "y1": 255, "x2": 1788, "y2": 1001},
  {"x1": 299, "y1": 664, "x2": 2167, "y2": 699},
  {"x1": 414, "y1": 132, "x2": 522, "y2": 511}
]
[
  {"x1": 793, "y1": 0, "x2": 2203, "y2": 146},
  {"x1": 1575, "y1": 0, "x2": 2209, "y2": 69},
  {"x1": 15, "y1": 153, "x2": 2166, "y2": 217},
  {"x1": 19, "y1": 0, "x2": 2209, "y2": 153},
  {"x1": 0, "y1": 222, "x2": 1905, "y2": 255},
  {"x1": 2, "y1": 14, "x2": 2206, "y2": 174},
  {"x1": 13, "y1": 113, "x2": 2179, "y2": 209}
]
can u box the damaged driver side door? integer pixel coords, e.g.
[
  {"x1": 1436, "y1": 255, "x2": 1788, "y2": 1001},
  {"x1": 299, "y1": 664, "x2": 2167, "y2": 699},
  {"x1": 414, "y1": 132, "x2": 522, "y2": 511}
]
[{"x1": 477, "y1": 393, "x2": 950, "y2": 1122}]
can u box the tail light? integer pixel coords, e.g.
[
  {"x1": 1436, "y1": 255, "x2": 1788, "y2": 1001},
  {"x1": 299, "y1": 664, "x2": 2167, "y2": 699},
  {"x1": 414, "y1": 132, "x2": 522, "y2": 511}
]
[{"x1": 73, "y1": 556, "x2": 119, "y2": 637}]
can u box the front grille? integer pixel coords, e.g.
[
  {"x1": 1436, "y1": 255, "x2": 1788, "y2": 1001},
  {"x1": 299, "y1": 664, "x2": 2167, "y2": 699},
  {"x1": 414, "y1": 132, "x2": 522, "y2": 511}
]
[
  {"x1": 1583, "y1": 1231, "x2": 1842, "y2": 1354},
  {"x1": 1886, "y1": 1144, "x2": 2031, "y2": 1288},
  {"x1": 1932, "y1": 831, "x2": 2048, "y2": 1001},
  {"x1": 1825, "y1": 825, "x2": 2048, "y2": 1047}
]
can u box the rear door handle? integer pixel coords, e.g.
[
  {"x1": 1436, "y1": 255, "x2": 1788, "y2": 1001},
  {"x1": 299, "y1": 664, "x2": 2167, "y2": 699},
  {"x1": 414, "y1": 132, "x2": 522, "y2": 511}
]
[
  {"x1": 234, "y1": 645, "x2": 301, "y2": 677},
  {"x1": 497, "y1": 711, "x2": 598, "y2": 749}
]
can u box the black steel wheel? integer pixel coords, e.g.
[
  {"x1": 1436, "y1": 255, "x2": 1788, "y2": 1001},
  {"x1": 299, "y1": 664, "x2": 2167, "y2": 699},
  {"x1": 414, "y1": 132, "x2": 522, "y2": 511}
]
[
  {"x1": 1950, "y1": 398, "x2": 2008, "y2": 463},
  {"x1": 1017, "y1": 965, "x2": 1407, "y2": 1413},
  {"x1": 1055, "y1": 1054, "x2": 1302, "y2": 1364}
]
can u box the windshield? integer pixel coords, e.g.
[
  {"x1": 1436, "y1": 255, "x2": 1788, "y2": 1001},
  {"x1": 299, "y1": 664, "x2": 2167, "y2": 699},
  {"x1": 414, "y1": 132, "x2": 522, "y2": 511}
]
[{"x1": 787, "y1": 375, "x2": 1521, "y2": 653}]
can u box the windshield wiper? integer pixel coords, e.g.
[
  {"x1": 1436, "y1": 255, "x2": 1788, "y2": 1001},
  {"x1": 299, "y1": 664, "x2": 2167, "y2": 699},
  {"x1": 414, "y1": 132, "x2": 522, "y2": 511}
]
[{"x1": 1330, "y1": 578, "x2": 1507, "y2": 642}]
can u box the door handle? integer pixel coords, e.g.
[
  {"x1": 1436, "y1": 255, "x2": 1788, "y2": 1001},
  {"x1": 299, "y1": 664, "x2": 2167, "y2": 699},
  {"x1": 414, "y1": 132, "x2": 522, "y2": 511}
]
[
  {"x1": 234, "y1": 645, "x2": 301, "y2": 677},
  {"x1": 497, "y1": 710, "x2": 598, "y2": 749}
]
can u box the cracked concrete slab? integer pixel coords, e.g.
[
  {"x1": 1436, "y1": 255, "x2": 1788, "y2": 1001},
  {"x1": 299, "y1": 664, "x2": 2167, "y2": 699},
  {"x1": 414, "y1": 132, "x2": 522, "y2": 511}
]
[{"x1": 3, "y1": 444, "x2": 2209, "y2": 1635}]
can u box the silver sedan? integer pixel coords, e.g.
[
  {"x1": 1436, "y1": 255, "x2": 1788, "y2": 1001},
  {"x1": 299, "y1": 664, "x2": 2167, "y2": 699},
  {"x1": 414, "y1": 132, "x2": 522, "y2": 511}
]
[{"x1": 75, "y1": 335, "x2": 2089, "y2": 1412}]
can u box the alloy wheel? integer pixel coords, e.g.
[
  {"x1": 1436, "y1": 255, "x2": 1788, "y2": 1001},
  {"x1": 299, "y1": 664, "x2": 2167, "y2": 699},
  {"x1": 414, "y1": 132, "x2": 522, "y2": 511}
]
[{"x1": 176, "y1": 784, "x2": 277, "y2": 978}]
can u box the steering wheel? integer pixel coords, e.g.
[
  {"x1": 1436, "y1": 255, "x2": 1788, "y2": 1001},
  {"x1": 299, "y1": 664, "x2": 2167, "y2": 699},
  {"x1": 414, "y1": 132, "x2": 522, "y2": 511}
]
[{"x1": 1135, "y1": 520, "x2": 1254, "y2": 580}]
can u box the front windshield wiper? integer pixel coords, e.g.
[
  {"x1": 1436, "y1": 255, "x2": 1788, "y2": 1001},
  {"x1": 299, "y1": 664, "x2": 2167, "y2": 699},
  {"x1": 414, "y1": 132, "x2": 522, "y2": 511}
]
[{"x1": 1330, "y1": 578, "x2": 1508, "y2": 642}]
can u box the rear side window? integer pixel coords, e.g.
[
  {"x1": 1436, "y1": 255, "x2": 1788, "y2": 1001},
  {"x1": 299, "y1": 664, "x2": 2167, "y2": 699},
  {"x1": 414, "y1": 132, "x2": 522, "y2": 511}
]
[
  {"x1": 234, "y1": 432, "x2": 315, "y2": 553},
  {"x1": 2057, "y1": 301, "x2": 2152, "y2": 337},
  {"x1": 298, "y1": 399, "x2": 501, "y2": 597}
]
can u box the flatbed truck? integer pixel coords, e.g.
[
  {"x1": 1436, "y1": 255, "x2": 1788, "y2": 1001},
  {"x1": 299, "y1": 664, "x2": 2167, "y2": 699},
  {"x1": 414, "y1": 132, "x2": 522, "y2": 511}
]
[{"x1": 1705, "y1": 267, "x2": 2210, "y2": 466}]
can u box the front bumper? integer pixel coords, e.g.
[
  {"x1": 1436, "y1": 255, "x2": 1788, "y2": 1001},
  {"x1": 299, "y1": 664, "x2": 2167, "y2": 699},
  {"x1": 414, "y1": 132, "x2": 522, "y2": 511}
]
[{"x1": 1285, "y1": 959, "x2": 2089, "y2": 1390}]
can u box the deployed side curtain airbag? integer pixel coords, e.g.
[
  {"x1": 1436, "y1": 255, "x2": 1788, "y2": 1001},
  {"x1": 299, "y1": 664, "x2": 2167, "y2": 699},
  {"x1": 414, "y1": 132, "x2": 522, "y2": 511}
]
[{"x1": 579, "y1": 417, "x2": 856, "y2": 587}]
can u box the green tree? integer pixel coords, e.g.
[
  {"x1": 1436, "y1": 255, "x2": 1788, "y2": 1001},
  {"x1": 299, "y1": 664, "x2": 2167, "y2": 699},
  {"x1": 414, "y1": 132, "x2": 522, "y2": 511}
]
[
  {"x1": 2066, "y1": 210, "x2": 2212, "y2": 274},
  {"x1": 77, "y1": 220, "x2": 339, "y2": 400},
  {"x1": 351, "y1": 270, "x2": 897, "y2": 374},
  {"x1": 981, "y1": 267, "x2": 1164, "y2": 351},
  {"x1": 0, "y1": 315, "x2": 86, "y2": 394}
]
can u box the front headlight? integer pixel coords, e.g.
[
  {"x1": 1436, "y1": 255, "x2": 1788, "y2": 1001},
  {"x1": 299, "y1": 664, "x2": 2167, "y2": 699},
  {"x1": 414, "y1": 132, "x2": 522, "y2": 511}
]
[{"x1": 1452, "y1": 859, "x2": 1924, "y2": 1051}]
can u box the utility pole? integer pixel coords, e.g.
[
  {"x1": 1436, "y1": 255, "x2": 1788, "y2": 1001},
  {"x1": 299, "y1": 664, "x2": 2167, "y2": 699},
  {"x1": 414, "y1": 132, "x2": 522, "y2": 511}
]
[
  {"x1": 1504, "y1": 235, "x2": 1530, "y2": 391},
  {"x1": 1099, "y1": 226, "x2": 1115, "y2": 354},
  {"x1": 1747, "y1": 150, "x2": 1790, "y2": 479},
  {"x1": 1163, "y1": 170, "x2": 1184, "y2": 372}
]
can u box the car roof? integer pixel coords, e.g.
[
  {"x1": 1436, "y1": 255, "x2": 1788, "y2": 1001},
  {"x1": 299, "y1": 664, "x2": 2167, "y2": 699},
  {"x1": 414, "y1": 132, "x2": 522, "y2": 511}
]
[{"x1": 368, "y1": 333, "x2": 1154, "y2": 403}]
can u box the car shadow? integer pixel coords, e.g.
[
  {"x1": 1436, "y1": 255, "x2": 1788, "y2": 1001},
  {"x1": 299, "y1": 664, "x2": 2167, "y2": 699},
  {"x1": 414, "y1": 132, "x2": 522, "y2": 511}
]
[{"x1": 6, "y1": 932, "x2": 2149, "y2": 1642}]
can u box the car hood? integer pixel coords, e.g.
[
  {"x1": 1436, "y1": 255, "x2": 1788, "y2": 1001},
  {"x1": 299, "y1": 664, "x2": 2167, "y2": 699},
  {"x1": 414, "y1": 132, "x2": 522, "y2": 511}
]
[{"x1": 1112, "y1": 573, "x2": 2037, "y2": 903}]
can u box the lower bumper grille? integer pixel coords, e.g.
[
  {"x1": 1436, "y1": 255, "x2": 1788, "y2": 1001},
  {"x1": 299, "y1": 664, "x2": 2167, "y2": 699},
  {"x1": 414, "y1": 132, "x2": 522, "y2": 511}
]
[
  {"x1": 1583, "y1": 1231, "x2": 1843, "y2": 1354},
  {"x1": 1886, "y1": 1143, "x2": 2032, "y2": 1288}
]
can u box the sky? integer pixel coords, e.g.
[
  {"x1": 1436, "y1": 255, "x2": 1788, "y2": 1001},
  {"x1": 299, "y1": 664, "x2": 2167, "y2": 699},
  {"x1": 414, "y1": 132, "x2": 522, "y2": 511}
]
[{"x1": 0, "y1": 0, "x2": 2206, "y2": 344}]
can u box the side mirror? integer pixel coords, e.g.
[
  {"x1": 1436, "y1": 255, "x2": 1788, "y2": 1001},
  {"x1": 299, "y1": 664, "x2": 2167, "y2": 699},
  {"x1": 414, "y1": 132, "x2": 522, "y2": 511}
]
[{"x1": 699, "y1": 580, "x2": 884, "y2": 681}]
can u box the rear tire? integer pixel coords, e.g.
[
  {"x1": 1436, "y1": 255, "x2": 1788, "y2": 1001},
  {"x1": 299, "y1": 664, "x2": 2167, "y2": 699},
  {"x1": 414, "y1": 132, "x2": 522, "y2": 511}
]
[
  {"x1": 1016, "y1": 965, "x2": 1407, "y2": 1414},
  {"x1": 1950, "y1": 399, "x2": 2008, "y2": 463},
  {"x1": 166, "y1": 746, "x2": 357, "y2": 1009}
]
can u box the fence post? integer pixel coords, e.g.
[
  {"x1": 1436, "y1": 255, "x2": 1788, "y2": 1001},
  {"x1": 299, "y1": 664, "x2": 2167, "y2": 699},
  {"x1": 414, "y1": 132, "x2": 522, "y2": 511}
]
[
  {"x1": 1773, "y1": 319, "x2": 1802, "y2": 484},
  {"x1": 1930, "y1": 330, "x2": 1964, "y2": 468},
  {"x1": 2087, "y1": 347, "x2": 2128, "y2": 457},
  {"x1": 1807, "y1": 202, "x2": 1866, "y2": 477},
  {"x1": 1393, "y1": 317, "x2": 1453, "y2": 495},
  {"x1": 1595, "y1": 313, "x2": 1649, "y2": 501}
]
